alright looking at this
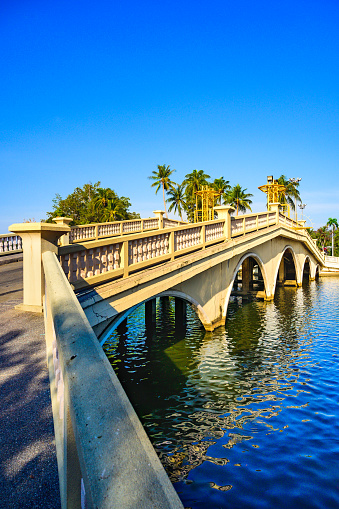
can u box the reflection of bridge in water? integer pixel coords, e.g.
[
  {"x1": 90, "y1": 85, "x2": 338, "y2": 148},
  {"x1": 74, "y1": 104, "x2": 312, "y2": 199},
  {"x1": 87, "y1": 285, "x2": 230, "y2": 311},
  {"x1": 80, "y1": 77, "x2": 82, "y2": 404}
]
[{"x1": 7, "y1": 207, "x2": 327, "y2": 508}]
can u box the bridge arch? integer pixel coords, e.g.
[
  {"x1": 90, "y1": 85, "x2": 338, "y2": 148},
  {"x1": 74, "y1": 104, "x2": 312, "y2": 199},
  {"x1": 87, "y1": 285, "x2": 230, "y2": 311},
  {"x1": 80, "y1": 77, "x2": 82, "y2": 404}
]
[
  {"x1": 301, "y1": 255, "x2": 312, "y2": 281},
  {"x1": 223, "y1": 251, "x2": 270, "y2": 319},
  {"x1": 100, "y1": 290, "x2": 210, "y2": 346},
  {"x1": 272, "y1": 245, "x2": 301, "y2": 295}
]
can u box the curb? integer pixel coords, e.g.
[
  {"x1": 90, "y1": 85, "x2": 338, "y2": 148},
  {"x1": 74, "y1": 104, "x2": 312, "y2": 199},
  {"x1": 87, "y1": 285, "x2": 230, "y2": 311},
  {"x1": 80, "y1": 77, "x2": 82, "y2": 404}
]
[{"x1": 0, "y1": 254, "x2": 23, "y2": 266}]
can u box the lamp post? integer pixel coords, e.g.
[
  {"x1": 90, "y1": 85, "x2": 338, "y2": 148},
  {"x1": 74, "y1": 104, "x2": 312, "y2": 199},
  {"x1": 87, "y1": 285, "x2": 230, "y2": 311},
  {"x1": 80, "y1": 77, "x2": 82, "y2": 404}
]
[
  {"x1": 298, "y1": 203, "x2": 307, "y2": 220},
  {"x1": 289, "y1": 177, "x2": 302, "y2": 222}
]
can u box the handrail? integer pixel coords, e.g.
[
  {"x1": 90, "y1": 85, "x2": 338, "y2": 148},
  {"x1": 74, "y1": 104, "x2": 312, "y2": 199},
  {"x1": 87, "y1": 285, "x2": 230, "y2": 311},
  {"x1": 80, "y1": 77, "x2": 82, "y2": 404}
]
[
  {"x1": 43, "y1": 250, "x2": 183, "y2": 509},
  {"x1": 57, "y1": 211, "x2": 324, "y2": 289},
  {"x1": 59, "y1": 219, "x2": 226, "y2": 289},
  {"x1": 69, "y1": 217, "x2": 187, "y2": 243}
]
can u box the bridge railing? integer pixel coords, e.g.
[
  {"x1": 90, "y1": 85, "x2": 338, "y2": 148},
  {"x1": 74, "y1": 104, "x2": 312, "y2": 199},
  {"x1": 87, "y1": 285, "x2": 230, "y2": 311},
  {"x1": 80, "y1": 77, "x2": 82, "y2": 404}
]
[
  {"x1": 68, "y1": 215, "x2": 186, "y2": 243},
  {"x1": 59, "y1": 219, "x2": 227, "y2": 289},
  {"x1": 324, "y1": 255, "x2": 339, "y2": 269},
  {"x1": 43, "y1": 250, "x2": 183, "y2": 509},
  {"x1": 231, "y1": 211, "x2": 277, "y2": 236},
  {"x1": 0, "y1": 233, "x2": 22, "y2": 254},
  {"x1": 58, "y1": 209, "x2": 325, "y2": 289}
]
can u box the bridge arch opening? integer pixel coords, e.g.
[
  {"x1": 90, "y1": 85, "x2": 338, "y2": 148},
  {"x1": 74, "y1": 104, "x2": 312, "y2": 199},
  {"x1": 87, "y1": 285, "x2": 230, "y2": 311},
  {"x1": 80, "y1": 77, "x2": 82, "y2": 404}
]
[
  {"x1": 315, "y1": 265, "x2": 320, "y2": 279},
  {"x1": 275, "y1": 247, "x2": 299, "y2": 289},
  {"x1": 100, "y1": 291, "x2": 207, "y2": 346},
  {"x1": 223, "y1": 253, "x2": 270, "y2": 321},
  {"x1": 232, "y1": 255, "x2": 266, "y2": 295},
  {"x1": 302, "y1": 257, "x2": 311, "y2": 282}
]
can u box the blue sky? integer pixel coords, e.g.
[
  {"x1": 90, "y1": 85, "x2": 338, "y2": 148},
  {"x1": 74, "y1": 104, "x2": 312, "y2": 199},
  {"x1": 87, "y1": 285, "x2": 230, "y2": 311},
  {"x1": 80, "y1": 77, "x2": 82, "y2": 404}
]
[{"x1": 1, "y1": 0, "x2": 338, "y2": 232}]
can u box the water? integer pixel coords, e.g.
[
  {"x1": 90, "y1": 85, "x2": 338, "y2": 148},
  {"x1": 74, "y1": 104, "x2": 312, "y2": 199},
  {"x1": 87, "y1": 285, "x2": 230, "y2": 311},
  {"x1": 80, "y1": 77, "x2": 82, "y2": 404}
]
[{"x1": 103, "y1": 279, "x2": 339, "y2": 509}]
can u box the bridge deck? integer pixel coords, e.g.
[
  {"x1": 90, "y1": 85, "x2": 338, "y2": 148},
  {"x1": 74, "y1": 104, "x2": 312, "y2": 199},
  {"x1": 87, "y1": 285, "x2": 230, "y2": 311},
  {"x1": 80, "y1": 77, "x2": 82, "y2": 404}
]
[{"x1": 0, "y1": 262, "x2": 60, "y2": 508}]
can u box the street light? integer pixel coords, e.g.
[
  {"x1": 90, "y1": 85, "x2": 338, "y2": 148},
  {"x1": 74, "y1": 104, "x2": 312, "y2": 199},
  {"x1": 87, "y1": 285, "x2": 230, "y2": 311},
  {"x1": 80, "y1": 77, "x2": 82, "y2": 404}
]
[
  {"x1": 298, "y1": 203, "x2": 307, "y2": 220},
  {"x1": 289, "y1": 177, "x2": 302, "y2": 222}
]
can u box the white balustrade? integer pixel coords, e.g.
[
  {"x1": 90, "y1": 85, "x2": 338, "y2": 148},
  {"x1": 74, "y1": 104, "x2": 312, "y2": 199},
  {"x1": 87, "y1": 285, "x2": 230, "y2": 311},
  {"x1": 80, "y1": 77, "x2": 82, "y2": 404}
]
[
  {"x1": 205, "y1": 222, "x2": 224, "y2": 242},
  {"x1": 59, "y1": 210, "x2": 320, "y2": 287},
  {"x1": 163, "y1": 218, "x2": 181, "y2": 228},
  {"x1": 143, "y1": 218, "x2": 159, "y2": 229},
  {"x1": 0, "y1": 234, "x2": 22, "y2": 252},
  {"x1": 174, "y1": 227, "x2": 201, "y2": 251},
  {"x1": 231, "y1": 217, "x2": 244, "y2": 235},
  {"x1": 60, "y1": 243, "x2": 122, "y2": 283}
]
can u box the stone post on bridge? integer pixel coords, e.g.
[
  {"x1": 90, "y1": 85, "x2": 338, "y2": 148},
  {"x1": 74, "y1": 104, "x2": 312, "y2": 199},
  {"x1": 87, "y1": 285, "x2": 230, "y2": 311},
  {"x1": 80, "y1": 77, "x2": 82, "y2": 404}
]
[
  {"x1": 52, "y1": 217, "x2": 73, "y2": 246},
  {"x1": 153, "y1": 210, "x2": 165, "y2": 229},
  {"x1": 9, "y1": 222, "x2": 71, "y2": 313},
  {"x1": 214, "y1": 205, "x2": 235, "y2": 239}
]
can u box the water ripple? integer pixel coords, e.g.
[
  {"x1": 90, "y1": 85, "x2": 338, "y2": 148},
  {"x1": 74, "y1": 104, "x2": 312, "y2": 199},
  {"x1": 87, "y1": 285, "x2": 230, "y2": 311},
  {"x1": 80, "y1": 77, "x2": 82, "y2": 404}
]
[{"x1": 104, "y1": 279, "x2": 339, "y2": 508}]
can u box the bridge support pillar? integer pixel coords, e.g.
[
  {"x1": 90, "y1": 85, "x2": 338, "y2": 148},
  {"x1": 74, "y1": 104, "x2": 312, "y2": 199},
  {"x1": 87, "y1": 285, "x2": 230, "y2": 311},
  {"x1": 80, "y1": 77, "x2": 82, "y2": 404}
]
[
  {"x1": 277, "y1": 258, "x2": 285, "y2": 286},
  {"x1": 145, "y1": 299, "x2": 156, "y2": 328},
  {"x1": 117, "y1": 318, "x2": 128, "y2": 335},
  {"x1": 9, "y1": 222, "x2": 70, "y2": 313},
  {"x1": 241, "y1": 257, "x2": 253, "y2": 293},
  {"x1": 175, "y1": 298, "x2": 186, "y2": 332}
]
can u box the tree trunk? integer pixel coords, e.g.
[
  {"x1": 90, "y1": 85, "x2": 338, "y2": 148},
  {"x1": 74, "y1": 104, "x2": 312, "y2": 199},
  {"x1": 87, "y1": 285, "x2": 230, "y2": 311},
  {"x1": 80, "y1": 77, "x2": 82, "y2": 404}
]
[{"x1": 162, "y1": 183, "x2": 168, "y2": 218}]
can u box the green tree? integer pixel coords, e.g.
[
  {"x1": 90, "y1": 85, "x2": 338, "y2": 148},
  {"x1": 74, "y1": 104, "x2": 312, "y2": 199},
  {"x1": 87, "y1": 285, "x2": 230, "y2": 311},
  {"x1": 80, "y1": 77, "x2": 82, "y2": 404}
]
[
  {"x1": 100, "y1": 196, "x2": 126, "y2": 222},
  {"x1": 183, "y1": 169, "x2": 211, "y2": 222},
  {"x1": 166, "y1": 184, "x2": 187, "y2": 221},
  {"x1": 277, "y1": 175, "x2": 301, "y2": 211},
  {"x1": 46, "y1": 182, "x2": 139, "y2": 225},
  {"x1": 183, "y1": 169, "x2": 210, "y2": 201},
  {"x1": 212, "y1": 177, "x2": 231, "y2": 205},
  {"x1": 327, "y1": 218, "x2": 338, "y2": 256},
  {"x1": 224, "y1": 184, "x2": 253, "y2": 215},
  {"x1": 148, "y1": 164, "x2": 176, "y2": 218},
  {"x1": 315, "y1": 226, "x2": 330, "y2": 252}
]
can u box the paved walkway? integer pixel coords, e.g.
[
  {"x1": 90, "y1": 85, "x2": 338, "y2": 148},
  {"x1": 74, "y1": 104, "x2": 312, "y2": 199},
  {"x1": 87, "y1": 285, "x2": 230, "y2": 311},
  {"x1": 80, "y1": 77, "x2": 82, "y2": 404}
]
[{"x1": 0, "y1": 261, "x2": 60, "y2": 508}]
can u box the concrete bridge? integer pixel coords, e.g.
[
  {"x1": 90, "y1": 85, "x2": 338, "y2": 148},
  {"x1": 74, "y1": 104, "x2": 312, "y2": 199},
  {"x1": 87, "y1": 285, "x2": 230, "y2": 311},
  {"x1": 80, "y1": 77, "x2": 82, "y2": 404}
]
[{"x1": 8, "y1": 206, "x2": 325, "y2": 508}]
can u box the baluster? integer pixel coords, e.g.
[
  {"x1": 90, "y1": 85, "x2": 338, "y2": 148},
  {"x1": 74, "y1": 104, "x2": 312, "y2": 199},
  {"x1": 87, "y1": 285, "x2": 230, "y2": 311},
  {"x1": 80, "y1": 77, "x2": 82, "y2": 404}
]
[
  {"x1": 147, "y1": 238, "x2": 152, "y2": 259},
  {"x1": 151, "y1": 237, "x2": 155, "y2": 257},
  {"x1": 132, "y1": 240, "x2": 138, "y2": 264},
  {"x1": 108, "y1": 246, "x2": 114, "y2": 271},
  {"x1": 160, "y1": 235, "x2": 164, "y2": 255},
  {"x1": 87, "y1": 249, "x2": 94, "y2": 277},
  {"x1": 155, "y1": 235, "x2": 160, "y2": 257},
  {"x1": 142, "y1": 239, "x2": 147, "y2": 260},
  {"x1": 164, "y1": 234, "x2": 169, "y2": 254},
  {"x1": 114, "y1": 244, "x2": 120, "y2": 269},
  {"x1": 101, "y1": 247, "x2": 107, "y2": 273},
  {"x1": 138, "y1": 239, "x2": 143, "y2": 263}
]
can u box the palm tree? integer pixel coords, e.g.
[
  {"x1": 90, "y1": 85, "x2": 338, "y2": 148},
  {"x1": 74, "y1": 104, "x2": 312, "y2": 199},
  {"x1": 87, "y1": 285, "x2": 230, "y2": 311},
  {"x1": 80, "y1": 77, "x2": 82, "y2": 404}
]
[
  {"x1": 101, "y1": 197, "x2": 125, "y2": 222},
  {"x1": 93, "y1": 188, "x2": 116, "y2": 209},
  {"x1": 166, "y1": 184, "x2": 187, "y2": 221},
  {"x1": 277, "y1": 175, "x2": 301, "y2": 211},
  {"x1": 148, "y1": 164, "x2": 176, "y2": 218},
  {"x1": 183, "y1": 169, "x2": 211, "y2": 201},
  {"x1": 327, "y1": 218, "x2": 338, "y2": 256},
  {"x1": 212, "y1": 177, "x2": 231, "y2": 205},
  {"x1": 316, "y1": 226, "x2": 330, "y2": 252},
  {"x1": 224, "y1": 184, "x2": 253, "y2": 215}
]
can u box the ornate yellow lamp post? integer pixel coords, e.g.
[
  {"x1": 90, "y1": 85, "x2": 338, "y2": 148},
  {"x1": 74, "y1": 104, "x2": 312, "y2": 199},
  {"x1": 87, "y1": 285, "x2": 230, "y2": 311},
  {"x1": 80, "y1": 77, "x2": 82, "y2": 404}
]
[
  {"x1": 258, "y1": 175, "x2": 289, "y2": 216},
  {"x1": 194, "y1": 186, "x2": 221, "y2": 222}
]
